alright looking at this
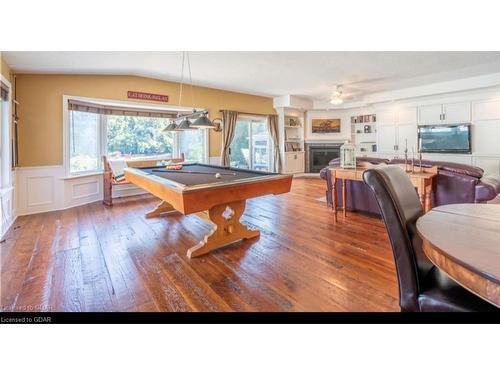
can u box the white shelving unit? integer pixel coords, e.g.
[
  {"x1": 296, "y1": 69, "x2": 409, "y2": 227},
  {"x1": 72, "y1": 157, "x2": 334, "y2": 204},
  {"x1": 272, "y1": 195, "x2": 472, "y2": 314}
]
[
  {"x1": 351, "y1": 114, "x2": 377, "y2": 157},
  {"x1": 276, "y1": 108, "x2": 305, "y2": 174}
]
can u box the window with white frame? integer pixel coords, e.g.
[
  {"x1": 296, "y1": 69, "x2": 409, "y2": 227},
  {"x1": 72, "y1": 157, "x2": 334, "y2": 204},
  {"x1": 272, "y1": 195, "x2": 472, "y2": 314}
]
[{"x1": 66, "y1": 98, "x2": 207, "y2": 175}]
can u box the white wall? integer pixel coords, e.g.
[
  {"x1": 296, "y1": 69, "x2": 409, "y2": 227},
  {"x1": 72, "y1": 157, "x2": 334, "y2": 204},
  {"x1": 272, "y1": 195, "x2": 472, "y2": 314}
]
[
  {"x1": 309, "y1": 86, "x2": 500, "y2": 176},
  {"x1": 305, "y1": 110, "x2": 351, "y2": 142}
]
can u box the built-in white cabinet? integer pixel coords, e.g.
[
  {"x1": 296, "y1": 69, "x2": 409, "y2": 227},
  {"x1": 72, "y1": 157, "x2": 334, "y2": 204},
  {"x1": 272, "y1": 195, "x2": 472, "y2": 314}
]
[
  {"x1": 397, "y1": 123, "x2": 418, "y2": 153},
  {"x1": 417, "y1": 104, "x2": 442, "y2": 124},
  {"x1": 376, "y1": 107, "x2": 417, "y2": 155},
  {"x1": 418, "y1": 102, "x2": 471, "y2": 125},
  {"x1": 377, "y1": 123, "x2": 417, "y2": 154},
  {"x1": 397, "y1": 107, "x2": 418, "y2": 125},
  {"x1": 377, "y1": 124, "x2": 398, "y2": 153},
  {"x1": 443, "y1": 102, "x2": 471, "y2": 123},
  {"x1": 284, "y1": 151, "x2": 305, "y2": 174}
]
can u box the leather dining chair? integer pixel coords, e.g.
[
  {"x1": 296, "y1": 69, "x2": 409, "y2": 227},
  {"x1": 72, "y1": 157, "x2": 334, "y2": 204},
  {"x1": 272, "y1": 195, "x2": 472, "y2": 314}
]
[{"x1": 363, "y1": 165, "x2": 498, "y2": 312}]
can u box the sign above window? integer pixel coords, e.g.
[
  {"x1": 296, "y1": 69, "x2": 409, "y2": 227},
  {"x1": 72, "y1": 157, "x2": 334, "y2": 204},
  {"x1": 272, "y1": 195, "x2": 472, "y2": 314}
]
[{"x1": 127, "y1": 91, "x2": 169, "y2": 102}]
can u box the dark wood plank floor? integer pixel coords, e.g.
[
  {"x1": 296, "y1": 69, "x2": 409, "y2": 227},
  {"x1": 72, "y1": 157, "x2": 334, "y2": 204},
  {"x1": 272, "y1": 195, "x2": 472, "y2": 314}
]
[{"x1": 0, "y1": 178, "x2": 399, "y2": 312}]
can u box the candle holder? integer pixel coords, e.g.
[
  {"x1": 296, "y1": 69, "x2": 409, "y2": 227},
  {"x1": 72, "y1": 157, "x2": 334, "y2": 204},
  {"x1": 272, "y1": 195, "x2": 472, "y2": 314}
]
[
  {"x1": 411, "y1": 148, "x2": 415, "y2": 174},
  {"x1": 404, "y1": 149, "x2": 409, "y2": 173},
  {"x1": 404, "y1": 138, "x2": 409, "y2": 173}
]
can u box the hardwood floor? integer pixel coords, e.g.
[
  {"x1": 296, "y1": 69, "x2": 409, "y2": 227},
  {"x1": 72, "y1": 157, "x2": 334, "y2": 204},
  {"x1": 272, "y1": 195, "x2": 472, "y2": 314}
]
[{"x1": 0, "y1": 178, "x2": 399, "y2": 312}]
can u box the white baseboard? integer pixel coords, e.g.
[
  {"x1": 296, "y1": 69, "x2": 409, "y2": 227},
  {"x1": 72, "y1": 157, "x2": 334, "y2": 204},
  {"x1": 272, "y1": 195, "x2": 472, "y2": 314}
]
[
  {"x1": 294, "y1": 173, "x2": 321, "y2": 178},
  {"x1": 0, "y1": 215, "x2": 18, "y2": 240},
  {"x1": 0, "y1": 186, "x2": 16, "y2": 238}
]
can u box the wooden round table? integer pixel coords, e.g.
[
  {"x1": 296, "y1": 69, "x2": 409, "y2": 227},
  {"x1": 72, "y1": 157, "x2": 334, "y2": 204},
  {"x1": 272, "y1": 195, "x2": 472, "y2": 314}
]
[{"x1": 416, "y1": 204, "x2": 500, "y2": 308}]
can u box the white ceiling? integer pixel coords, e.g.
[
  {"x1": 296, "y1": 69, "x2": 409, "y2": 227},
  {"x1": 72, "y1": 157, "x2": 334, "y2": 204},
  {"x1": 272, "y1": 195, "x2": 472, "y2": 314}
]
[{"x1": 4, "y1": 51, "x2": 500, "y2": 101}]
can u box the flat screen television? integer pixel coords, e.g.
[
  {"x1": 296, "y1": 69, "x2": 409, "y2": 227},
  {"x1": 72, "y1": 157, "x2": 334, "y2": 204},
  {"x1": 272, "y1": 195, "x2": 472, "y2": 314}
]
[{"x1": 418, "y1": 124, "x2": 471, "y2": 154}]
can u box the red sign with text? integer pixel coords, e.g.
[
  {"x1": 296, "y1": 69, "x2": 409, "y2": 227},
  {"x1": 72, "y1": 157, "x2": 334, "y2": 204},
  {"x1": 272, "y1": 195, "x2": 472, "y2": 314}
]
[{"x1": 127, "y1": 91, "x2": 169, "y2": 102}]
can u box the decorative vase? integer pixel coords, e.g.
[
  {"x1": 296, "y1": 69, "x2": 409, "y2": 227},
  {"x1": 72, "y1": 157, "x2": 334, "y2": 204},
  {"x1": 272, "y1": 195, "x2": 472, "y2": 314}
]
[{"x1": 340, "y1": 140, "x2": 356, "y2": 169}]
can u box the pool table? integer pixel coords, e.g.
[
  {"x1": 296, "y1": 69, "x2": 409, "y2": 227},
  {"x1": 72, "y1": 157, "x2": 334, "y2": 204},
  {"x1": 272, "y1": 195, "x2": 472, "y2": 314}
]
[{"x1": 124, "y1": 163, "x2": 292, "y2": 258}]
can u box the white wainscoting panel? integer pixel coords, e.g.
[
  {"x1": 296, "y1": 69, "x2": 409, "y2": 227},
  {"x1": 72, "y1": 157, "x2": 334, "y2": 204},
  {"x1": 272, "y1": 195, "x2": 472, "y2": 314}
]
[
  {"x1": 27, "y1": 176, "x2": 54, "y2": 207},
  {"x1": 72, "y1": 180, "x2": 99, "y2": 200},
  {"x1": 209, "y1": 156, "x2": 222, "y2": 166},
  {"x1": 113, "y1": 183, "x2": 147, "y2": 198},
  {"x1": 0, "y1": 186, "x2": 16, "y2": 238},
  {"x1": 16, "y1": 166, "x2": 64, "y2": 215},
  {"x1": 66, "y1": 175, "x2": 103, "y2": 209},
  {"x1": 16, "y1": 166, "x2": 155, "y2": 216}
]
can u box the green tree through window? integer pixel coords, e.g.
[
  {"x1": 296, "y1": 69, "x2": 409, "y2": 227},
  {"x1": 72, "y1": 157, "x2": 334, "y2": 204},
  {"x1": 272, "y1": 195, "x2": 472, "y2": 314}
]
[{"x1": 106, "y1": 115, "x2": 174, "y2": 157}]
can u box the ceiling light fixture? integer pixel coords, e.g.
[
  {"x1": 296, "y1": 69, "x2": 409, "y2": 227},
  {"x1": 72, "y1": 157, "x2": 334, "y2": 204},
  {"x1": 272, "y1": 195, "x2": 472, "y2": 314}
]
[{"x1": 330, "y1": 85, "x2": 344, "y2": 105}]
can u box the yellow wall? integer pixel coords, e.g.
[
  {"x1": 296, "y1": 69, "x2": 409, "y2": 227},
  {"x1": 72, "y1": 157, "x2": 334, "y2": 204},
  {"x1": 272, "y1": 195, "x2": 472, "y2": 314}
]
[{"x1": 16, "y1": 74, "x2": 275, "y2": 166}]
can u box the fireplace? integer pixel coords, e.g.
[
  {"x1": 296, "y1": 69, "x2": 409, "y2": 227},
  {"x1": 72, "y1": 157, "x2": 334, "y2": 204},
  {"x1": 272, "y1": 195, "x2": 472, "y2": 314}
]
[{"x1": 305, "y1": 143, "x2": 342, "y2": 173}]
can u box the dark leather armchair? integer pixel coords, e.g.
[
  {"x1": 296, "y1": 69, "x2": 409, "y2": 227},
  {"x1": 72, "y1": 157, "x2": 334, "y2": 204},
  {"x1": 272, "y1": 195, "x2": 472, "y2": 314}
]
[{"x1": 363, "y1": 165, "x2": 498, "y2": 312}]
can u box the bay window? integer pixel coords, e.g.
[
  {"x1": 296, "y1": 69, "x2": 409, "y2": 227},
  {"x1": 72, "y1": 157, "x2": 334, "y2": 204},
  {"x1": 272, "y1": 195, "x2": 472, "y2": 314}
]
[{"x1": 66, "y1": 97, "x2": 207, "y2": 175}]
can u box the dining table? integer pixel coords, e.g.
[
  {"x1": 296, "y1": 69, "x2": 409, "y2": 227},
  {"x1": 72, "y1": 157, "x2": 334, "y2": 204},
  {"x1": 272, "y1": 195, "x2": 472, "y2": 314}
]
[{"x1": 416, "y1": 203, "x2": 500, "y2": 308}]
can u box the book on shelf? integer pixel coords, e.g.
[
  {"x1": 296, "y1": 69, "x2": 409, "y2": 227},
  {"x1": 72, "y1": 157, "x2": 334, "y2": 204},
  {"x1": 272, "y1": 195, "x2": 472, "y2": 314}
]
[
  {"x1": 351, "y1": 114, "x2": 376, "y2": 124},
  {"x1": 285, "y1": 143, "x2": 302, "y2": 152}
]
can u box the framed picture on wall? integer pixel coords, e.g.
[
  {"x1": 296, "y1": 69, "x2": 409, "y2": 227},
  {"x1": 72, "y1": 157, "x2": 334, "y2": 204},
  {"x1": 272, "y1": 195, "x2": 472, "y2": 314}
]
[{"x1": 311, "y1": 118, "x2": 341, "y2": 133}]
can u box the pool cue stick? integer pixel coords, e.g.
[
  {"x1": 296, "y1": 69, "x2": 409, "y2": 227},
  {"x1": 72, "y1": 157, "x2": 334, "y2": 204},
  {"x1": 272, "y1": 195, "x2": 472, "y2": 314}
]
[{"x1": 151, "y1": 169, "x2": 237, "y2": 176}]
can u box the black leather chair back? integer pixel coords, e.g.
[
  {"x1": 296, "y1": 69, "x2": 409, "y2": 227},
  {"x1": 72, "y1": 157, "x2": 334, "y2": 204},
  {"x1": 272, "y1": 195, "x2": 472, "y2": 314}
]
[{"x1": 363, "y1": 166, "x2": 434, "y2": 311}]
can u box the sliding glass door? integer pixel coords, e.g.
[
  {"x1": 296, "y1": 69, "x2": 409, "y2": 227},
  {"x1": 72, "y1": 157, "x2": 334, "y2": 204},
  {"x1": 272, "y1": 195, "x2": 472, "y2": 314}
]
[{"x1": 229, "y1": 116, "x2": 270, "y2": 171}]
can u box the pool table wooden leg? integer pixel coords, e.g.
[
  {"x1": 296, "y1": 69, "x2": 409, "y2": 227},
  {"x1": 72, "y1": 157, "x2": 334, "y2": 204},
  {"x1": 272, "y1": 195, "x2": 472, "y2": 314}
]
[
  {"x1": 145, "y1": 200, "x2": 177, "y2": 218},
  {"x1": 188, "y1": 200, "x2": 260, "y2": 258}
]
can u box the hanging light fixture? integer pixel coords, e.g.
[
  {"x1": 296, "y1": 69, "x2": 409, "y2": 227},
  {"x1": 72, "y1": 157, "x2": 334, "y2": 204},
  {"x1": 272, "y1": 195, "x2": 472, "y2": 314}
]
[
  {"x1": 164, "y1": 52, "x2": 215, "y2": 131},
  {"x1": 177, "y1": 118, "x2": 193, "y2": 130},
  {"x1": 191, "y1": 111, "x2": 214, "y2": 128},
  {"x1": 330, "y1": 85, "x2": 344, "y2": 105},
  {"x1": 163, "y1": 119, "x2": 179, "y2": 132}
]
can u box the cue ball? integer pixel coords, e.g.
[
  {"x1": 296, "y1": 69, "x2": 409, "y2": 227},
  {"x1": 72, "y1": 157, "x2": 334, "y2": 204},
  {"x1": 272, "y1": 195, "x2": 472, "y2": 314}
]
[{"x1": 215, "y1": 173, "x2": 221, "y2": 179}]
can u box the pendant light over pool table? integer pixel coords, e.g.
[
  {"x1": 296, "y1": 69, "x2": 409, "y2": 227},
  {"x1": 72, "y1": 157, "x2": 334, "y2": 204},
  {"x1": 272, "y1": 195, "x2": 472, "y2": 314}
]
[{"x1": 164, "y1": 52, "x2": 215, "y2": 131}]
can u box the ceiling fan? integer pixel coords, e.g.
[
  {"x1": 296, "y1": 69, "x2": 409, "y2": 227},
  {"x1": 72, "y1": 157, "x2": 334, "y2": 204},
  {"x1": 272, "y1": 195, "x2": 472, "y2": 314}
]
[
  {"x1": 329, "y1": 85, "x2": 349, "y2": 104},
  {"x1": 325, "y1": 78, "x2": 385, "y2": 104}
]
